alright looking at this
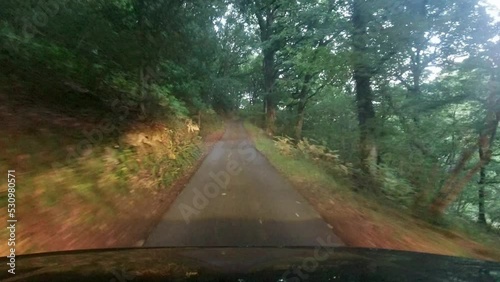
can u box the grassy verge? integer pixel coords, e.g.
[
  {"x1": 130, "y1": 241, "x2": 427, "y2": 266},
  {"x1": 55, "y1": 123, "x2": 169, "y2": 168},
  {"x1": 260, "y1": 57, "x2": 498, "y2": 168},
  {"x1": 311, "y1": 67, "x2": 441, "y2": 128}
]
[
  {"x1": 0, "y1": 94, "x2": 223, "y2": 255},
  {"x1": 245, "y1": 121, "x2": 500, "y2": 262}
]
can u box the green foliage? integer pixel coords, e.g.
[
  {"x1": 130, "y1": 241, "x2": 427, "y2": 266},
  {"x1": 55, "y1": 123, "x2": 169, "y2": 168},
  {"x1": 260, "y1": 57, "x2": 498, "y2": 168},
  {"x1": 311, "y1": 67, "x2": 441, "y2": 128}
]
[
  {"x1": 238, "y1": 0, "x2": 499, "y2": 230},
  {"x1": 375, "y1": 165, "x2": 416, "y2": 207},
  {"x1": 151, "y1": 85, "x2": 189, "y2": 118},
  {"x1": 0, "y1": 0, "x2": 244, "y2": 119},
  {"x1": 273, "y1": 133, "x2": 415, "y2": 205},
  {"x1": 1, "y1": 0, "x2": 499, "y2": 238}
]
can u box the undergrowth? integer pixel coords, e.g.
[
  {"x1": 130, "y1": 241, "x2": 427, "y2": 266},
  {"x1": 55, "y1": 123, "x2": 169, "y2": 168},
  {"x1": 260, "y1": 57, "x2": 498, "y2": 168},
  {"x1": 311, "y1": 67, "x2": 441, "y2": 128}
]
[{"x1": 245, "y1": 121, "x2": 500, "y2": 261}]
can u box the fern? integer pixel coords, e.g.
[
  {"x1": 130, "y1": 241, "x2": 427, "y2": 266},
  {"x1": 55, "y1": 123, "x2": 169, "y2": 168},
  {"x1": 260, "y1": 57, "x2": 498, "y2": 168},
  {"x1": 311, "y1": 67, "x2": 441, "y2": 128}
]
[
  {"x1": 274, "y1": 136, "x2": 297, "y2": 156},
  {"x1": 274, "y1": 136, "x2": 351, "y2": 176}
]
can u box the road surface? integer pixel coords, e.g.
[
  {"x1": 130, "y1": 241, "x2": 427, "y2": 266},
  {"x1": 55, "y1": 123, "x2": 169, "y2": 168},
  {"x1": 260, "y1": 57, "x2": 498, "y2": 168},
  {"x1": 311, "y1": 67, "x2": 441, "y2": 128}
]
[{"x1": 145, "y1": 121, "x2": 343, "y2": 247}]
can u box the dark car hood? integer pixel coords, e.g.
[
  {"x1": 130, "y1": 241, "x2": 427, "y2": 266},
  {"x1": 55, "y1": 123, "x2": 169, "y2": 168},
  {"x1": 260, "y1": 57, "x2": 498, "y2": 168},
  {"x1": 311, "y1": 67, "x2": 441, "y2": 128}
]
[{"x1": 1, "y1": 247, "x2": 499, "y2": 281}]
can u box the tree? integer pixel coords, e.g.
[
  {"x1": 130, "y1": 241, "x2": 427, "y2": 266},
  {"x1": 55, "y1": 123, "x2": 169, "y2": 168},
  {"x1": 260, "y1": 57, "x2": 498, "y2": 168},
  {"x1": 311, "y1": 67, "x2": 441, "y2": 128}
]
[
  {"x1": 429, "y1": 41, "x2": 500, "y2": 216},
  {"x1": 350, "y1": 0, "x2": 379, "y2": 181},
  {"x1": 0, "y1": 0, "x2": 238, "y2": 119},
  {"x1": 279, "y1": 0, "x2": 349, "y2": 141},
  {"x1": 234, "y1": 0, "x2": 286, "y2": 133}
]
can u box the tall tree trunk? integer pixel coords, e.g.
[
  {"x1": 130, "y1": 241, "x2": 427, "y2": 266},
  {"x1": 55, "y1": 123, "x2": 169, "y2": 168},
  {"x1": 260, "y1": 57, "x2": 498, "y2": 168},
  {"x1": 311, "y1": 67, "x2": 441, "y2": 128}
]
[
  {"x1": 409, "y1": 0, "x2": 427, "y2": 98},
  {"x1": 134, "y1": 0, "x2": 150, "y2": 117},
  {"x1": 477, "y1": 160, "x2": 487, "y2": 225},
  {"x1": 429, "y1": 146, "x2": 485, "y2": 216},
  {"x1": 477, "y1": 167, "x2": 487, "y2": 225},
  {"x1": 263, "y1": 48, "x2": 276, "y2": 134},
  {"x1": 294, "y1": 73, "x2": 312, "y2": 141},
  {"x1": 352, "y1": 0, "x2": 378, "y2": 182},
  {"x1": 197, "y1": 110, "x2": 202, "y2": 129},
  {"x1": 254, "y1": 5, "x2": 279, "y2": 135},
  {"x1": 354, "y1": 70, "x2": 377, "y2": 177},
  {"x1": 295, "y1": 100, "x2": 306, "y2": 141}
]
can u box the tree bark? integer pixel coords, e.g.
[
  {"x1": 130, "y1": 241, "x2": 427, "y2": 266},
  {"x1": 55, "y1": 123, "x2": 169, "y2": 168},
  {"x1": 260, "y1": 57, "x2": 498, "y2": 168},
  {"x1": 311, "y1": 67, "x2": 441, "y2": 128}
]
[
  {"x1": 295, "y1": 100, "x2": 306, "y2": 141},
  {"x1": 476, "y1": 113, "x2": 498, "y2": 225},
  {"x1": 197, "y1": 110, "x2": 202, "y2": 129},
  {"x1": 477, "y1": 161, "x2": 487, "y2": 225},
  {"x1": 354, "y1": 70, "x2": 378, "y2": 177},
  {"x1": 255, "y1": 5, "x2": 279, "y2": 135},
  {"x1": 134, "y1": 0, "x2": 151, "y2": 117},
  {"x1": 352, "y1": 0, "x2": 378, "y2": 181},
  {"x1": 263, "y1": 49, "x2": 276, "y2": 134},
  {"x1": 294, "y1": 73, "x2": 312, "y2": 141}
]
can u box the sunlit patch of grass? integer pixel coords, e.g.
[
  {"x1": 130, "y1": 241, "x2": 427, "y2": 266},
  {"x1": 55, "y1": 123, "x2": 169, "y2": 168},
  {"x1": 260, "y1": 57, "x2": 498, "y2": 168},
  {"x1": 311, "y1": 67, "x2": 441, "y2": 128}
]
[{"x1": 245, "y1": 122, "x2": 343, "y2": 187}]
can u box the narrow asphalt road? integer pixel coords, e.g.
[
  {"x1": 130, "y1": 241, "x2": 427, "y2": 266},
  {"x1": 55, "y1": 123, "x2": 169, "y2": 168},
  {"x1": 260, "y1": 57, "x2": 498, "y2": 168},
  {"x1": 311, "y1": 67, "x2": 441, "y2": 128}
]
[{"x1": 145, "y1": 121, "x2": 343, "y2": 247}]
